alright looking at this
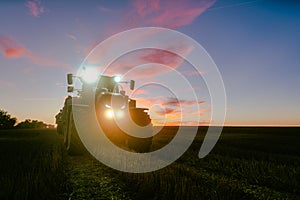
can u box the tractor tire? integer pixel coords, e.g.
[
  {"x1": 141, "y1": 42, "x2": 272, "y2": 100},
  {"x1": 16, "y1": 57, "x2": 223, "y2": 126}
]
[
  {"x1": 63, "y1": 122, "x2": 68, "y2": 148},
  {"x1": 57, "y1": 124, "x2": 63, "y2": 135},
  {"x1": 127, "y1": 109, "x2": 152, "y2": 153},
  {"x1": 66, "y1": 110, "x2": 85, "y2": 155}
]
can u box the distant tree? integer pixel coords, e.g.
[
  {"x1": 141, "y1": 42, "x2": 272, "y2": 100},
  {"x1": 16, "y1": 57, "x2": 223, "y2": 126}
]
[
  {"x1": 15, "y1": 119, "x2": 48, "y2": 129},
  {"x1": 0, "y1": 110, "x2": 17, "y2": 129}
]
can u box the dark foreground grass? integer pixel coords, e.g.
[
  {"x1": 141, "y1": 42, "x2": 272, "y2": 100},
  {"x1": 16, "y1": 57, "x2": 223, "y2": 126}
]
[
  {"x1": 0, "y1": 129, "x2": 66, "y2": 200},
  {"x1": 116, "y1": 127, "x2": 300, "y2": 200},
  {"x1": 0, "y1": 127, "x2": 299, "y2": 199}
]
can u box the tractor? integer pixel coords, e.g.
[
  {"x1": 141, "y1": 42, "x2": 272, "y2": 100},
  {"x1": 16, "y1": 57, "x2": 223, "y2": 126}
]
[{"x1": 56, "y1": 68, "x2": 152, "y2": 155}]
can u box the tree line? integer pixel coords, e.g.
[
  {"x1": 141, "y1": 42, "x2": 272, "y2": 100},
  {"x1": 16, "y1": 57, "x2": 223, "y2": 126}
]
[{"x1": 0, "y1": 109, "x2": 53, "y2": 129}]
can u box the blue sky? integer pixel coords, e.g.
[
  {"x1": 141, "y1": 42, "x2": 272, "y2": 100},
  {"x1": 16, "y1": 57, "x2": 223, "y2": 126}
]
[{"x1": 0, "y1": 0, "x2": 299, "y2": 126}]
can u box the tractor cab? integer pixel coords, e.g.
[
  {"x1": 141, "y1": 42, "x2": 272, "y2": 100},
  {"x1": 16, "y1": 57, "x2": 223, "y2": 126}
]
[
  {"x1": 67, "y1": 70, "x2": 134, "y2": 99},
  {"x1": 97, "y1": 75, "x2": 121, "y2": 93}
]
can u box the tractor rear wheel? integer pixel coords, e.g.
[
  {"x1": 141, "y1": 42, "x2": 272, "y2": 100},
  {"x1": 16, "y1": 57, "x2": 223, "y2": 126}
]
[
  {"x1": 57, "y1": 124, "x2": 63, "y2": 135},
  {"x1": 66, "y1": 110, "x2": 85, "y2": 155},
  {"x1": 127, "y1": 109, "x2": 152, "y2": 153}
]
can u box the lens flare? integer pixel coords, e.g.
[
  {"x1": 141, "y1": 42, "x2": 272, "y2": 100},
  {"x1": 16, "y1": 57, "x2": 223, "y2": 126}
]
[
  {"x1": 113, "y1": 76, "x2": 121, "y2": 83},
  {"x1": 116, "y1": 110, "x2": 124, "y2": 118},
  {"x1": 82, "y1": 68, "x2": 98, "y2": 83}
]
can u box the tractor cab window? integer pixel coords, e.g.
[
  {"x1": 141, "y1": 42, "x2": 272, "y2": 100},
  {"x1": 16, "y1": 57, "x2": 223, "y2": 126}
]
[{"x1": 97, "y1": 76, "x2": 119, "y2": 93}]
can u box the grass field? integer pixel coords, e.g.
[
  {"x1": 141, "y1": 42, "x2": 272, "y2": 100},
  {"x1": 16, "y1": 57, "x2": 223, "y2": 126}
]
[
  {"x1": 0, "y1": 129, "x2": 66, "y2": 200},
  {"x1": 0, "y1": 127, "x2": 299, "y2": 199}
]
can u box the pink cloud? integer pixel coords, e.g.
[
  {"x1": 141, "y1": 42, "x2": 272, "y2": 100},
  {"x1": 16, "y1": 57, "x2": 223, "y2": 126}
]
[
  {"x1": 132, "y1": 97, "x2": 205, "y2": 111},
  {"x1": 162, "y1": 97, "x2": 205, "y2": 107},
  {"x1": 132, "y1": 88, "x2": 148, "y2": 95},
  {"x1": 85, "y1": 0, "x2": 213, "y2": 78},
  {"x1": 85, "y1": 0, "x2": 214, "y2": 59},
  {"x1": 131, "y1": 96, "x2": 209, "y2": 126},
  {"x1": 0, "y1": 36, "x2": 71, "y2": 70},
  {"x1": 25, "y1": 0, "x2": 45, "y2": 17},
  {"x1": 81, "y1": 0, "x2": 214, "y2": 126},
  {"x1": 139, "y1": 49, "x2": 184, "y2": 68},
  {"x1": 128, "y1": 0, "x2": 216, "y2": 28},
  {"x1": 133, "y1": 0, "x2": 160, "y2": 17},
  {"x1": 199, "y1": 109, "x2": 210, "y2": 113},
  {"x1": 0, "y1": 36, "x2": 28, "y2": 58},
  {"x1": 103, "y1": 43, "x2": 193, "y2": 80},
  {"x1": 3, "y1": 47, "x2": 27, "y2": 58},
  {"x1": 154, "y1": 107, "x2": 177, "y2": 116},
  {"x1": 124, "y1": 64, "x2": 172, "y2": 79}
]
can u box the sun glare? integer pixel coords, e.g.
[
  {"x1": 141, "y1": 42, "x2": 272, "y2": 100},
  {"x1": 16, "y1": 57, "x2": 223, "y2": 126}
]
[{"x1": 81, "y1": 68, "x2": 98, "y2": 83}]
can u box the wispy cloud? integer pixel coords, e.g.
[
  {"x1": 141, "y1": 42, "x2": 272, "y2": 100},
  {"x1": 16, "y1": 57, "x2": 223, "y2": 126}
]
[
  {"x1": 139, "y1": 48, "x2": 187, "y2": 68},
  {"x1": 161, "y1": 121, "x2": 209, "y2": 126},
  {"x1": 85, "y1": 0, "x2": 213, "y2": 78},
  {"x1": 131, "y1": 88, "x2": 149, "y2": 95},
  {"x1": 66, "y1": 34, "x2": 77, "y2": 41},
  {"x1": 104, "y1": 43, "x2": 193, "y2": 79},
  {"x1": 85, "y1": 1, "x2": 214, "y2": 126},
  {"x1": 99, "y1": 5, "x2": 114, "y2": 13},
  {"x1": 25, "y1": 0, "x2": 45, "y2": 17},
  {"x1": 92, "y1": 0, "x2": 214, "y2": 41},
  {"x1": 154, "y1": 107, "x2": 177, "y2": 115},
  {"x1": 0, "y1": 36, "x2": 27, "y2": 58},
  {"x1": 162, "y1": 97, "x2": 205, "y2": 107},
  {"x1": 127, "y1": 0, "x2": 216, "y2": 28},
  {"x1": 0, "y1": 36, "x2": 71, "y2": 70},
  {"x1": 133, "y1": 97, "x2": 205, "y2": 111},
  {"x1": 132, "y1": 96, "x2": 208, "y2": 126}
]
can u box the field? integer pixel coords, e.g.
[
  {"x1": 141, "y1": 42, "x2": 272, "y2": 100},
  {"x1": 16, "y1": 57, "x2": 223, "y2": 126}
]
[{"x1": 0, "y1": 127, "x2": 299, "y2": 200}]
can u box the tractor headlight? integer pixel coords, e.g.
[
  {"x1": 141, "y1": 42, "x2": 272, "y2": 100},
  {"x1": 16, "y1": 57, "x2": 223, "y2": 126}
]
[
  {"x1": 113, "y1": 76, "x2": 121, "y2": 83},
  {"x1": 104, "y1": 104, "x2": 111, "y2": 108},
  {"x1": 105, "y1": 109, "x2": 114, "y2": 119},
  {"x1": 104, "y1": 109, "x2": 124, "y2": 119}
]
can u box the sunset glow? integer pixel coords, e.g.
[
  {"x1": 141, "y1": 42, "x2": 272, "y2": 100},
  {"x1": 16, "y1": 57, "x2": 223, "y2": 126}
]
[{"x1": 0, "y1": 0, "x2": 299, "y2": 127}]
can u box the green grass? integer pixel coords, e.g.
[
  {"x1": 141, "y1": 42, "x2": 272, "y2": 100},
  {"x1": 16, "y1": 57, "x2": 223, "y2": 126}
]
[{"x1": 0, "y1": 127, "x2": 299, "y2": 199}]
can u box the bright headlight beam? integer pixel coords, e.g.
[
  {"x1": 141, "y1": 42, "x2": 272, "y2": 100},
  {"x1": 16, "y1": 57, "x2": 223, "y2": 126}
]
[
  {"x1": 113, "y1": 76, "x2": 121, "y2": 83},
  {"x1": 105, "y1": 109, "x2": 114, "y2": 119},
  {"x1": 82, "y1": 68, "x2": 98, "y2": 83}
]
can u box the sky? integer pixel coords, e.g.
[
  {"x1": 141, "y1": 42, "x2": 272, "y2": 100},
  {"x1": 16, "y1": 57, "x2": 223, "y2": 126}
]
[{"x1": 0, "y1": 0, "x2": 299, "y2": 126}]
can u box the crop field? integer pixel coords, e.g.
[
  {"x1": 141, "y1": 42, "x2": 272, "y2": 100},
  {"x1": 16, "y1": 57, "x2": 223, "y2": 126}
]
[{"x1": 0, "y1": 127, "x2": 299, "y2": 200}]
